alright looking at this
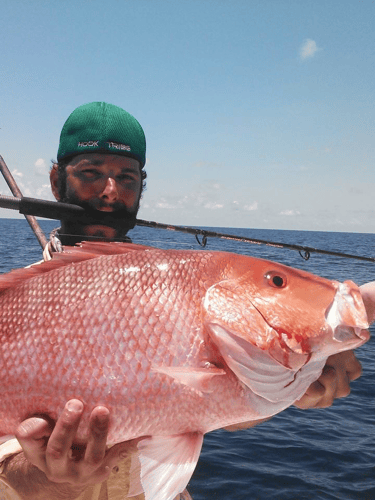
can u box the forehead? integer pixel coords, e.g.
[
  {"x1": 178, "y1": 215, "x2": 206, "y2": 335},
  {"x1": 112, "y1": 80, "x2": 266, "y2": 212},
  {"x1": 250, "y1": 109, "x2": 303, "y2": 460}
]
[{"x1": 68, "y1": 153, "x2": 141, "y2": 172}]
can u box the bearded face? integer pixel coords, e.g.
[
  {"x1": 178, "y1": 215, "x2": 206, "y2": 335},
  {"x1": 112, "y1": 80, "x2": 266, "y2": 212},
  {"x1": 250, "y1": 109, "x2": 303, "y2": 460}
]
[{"x1": 52, "y1": 153, "x2": 143, "y2": 244}]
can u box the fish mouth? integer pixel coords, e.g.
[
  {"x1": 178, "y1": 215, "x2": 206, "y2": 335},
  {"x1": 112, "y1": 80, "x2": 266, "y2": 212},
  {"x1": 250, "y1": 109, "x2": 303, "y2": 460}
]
[
  {"x1": 332, "y1": 325, "x2": 370, "y2": 344},
  {"x1": 320, "y1": 281, "x2": 370, "y2": 353},
  {"x1": 252, "y1": 281, "x2": 369, "y2": 365}
]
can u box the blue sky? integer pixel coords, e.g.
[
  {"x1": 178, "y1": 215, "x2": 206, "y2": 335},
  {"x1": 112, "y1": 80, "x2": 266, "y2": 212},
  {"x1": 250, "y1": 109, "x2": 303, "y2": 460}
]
[{"x1": 1, "y1": 0, "x2": 374, "y2": 232}]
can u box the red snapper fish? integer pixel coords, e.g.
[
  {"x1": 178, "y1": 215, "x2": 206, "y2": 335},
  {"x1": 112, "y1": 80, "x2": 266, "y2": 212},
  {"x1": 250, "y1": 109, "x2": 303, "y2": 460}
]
[{"x1": 0, "y1": 242, "x2": 369, "y2": 499}]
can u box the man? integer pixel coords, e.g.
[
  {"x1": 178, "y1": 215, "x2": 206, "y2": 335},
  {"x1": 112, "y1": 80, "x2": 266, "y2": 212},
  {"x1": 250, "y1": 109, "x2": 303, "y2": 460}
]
[
  {"x1": 46, "y1": 101, "x2": 148, "y2": 250},
  {"x1": 0, "y1": 102, "x2": 366, "y2": 499}
]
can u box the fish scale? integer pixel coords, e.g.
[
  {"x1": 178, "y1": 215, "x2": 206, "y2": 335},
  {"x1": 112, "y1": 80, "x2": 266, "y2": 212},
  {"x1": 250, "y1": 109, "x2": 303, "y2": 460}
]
[{"x1": 0, "y1": 242, "x2": 369, "y2": 500}]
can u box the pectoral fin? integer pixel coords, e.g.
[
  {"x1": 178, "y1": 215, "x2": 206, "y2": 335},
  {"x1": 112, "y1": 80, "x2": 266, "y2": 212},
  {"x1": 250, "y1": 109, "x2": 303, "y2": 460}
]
[
  {"x1": 152, "y1": 366, "x2": 226, "y2": 393},
  {"x1": 128, "y1": 433, "x2": 203, "y2": 500}
]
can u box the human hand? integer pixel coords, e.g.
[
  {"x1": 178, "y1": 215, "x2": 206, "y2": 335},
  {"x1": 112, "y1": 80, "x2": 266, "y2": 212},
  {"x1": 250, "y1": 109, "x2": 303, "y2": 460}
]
[
  {"x1": 294, "y1": 350, "x2": 362, "y2": 409},
  {"x1": 360, "y1": 281, "x2": 375, "y2": 324},
  {"x1": 15, "y1": 399, "x2": 136, "y2": 494}
]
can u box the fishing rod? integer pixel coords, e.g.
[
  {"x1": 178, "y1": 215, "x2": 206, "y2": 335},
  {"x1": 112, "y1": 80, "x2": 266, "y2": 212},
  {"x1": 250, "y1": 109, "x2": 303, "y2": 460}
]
[
  {"x1": 0, "y1": 192, "x2": 374, "y2": 263},
  {"x1": 135, "y1": 219, "x2": 375, "y2": 263},
  {"x1": 0, "y1": 155, "x2": 48, "y2": 249}
]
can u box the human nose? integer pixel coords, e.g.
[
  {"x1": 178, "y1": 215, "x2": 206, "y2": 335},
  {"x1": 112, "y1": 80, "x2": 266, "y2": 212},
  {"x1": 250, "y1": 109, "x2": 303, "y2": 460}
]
[{"x1": 100, "y1": 177, "x2": 118, "y2": 203}]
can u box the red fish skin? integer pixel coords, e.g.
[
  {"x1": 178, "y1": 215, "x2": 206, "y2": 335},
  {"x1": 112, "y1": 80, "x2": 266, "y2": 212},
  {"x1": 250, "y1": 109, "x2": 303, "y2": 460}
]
[{"x1": 0, "y1": 243, "x2": 369, "y2": 444}]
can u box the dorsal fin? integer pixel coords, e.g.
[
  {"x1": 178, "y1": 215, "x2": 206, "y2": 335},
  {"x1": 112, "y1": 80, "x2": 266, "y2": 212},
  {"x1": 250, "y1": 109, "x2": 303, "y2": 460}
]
[{"x1": 0, "y1": 241, "x2": 153, "y2": 293}]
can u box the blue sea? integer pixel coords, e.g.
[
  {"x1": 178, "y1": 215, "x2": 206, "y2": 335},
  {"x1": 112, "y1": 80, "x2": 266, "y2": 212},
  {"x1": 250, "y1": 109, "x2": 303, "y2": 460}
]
[{"x1": 1, "y1": 218, "x2": 374, "y2": 500}]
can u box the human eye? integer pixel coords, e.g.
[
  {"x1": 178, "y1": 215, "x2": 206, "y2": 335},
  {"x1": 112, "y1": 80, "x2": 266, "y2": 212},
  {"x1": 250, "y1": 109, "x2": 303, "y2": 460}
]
[
  {"x1": 117, "y1": 172, "x2": 138, "y2": 183},
  {"x1": 80, "y1": 168, "x2": 102, "y2": 180}
]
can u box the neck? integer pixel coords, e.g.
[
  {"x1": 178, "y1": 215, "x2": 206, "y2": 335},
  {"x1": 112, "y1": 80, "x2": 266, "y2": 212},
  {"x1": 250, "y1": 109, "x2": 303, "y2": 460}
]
[{"x1": 58, "y1": 221, "x2": 131, "y2": 246}]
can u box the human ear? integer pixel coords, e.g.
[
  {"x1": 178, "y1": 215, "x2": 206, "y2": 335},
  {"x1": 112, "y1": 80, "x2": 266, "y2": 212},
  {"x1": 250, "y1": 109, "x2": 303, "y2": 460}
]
[{"x1": 50, "y1": 164, "x2": 61, "y2": 201}]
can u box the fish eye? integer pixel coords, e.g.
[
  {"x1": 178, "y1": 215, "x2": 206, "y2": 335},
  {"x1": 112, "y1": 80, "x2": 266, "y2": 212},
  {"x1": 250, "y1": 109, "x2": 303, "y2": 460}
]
[{"x1": 265, "y1": 271, "x2": 287, "y2": 288}]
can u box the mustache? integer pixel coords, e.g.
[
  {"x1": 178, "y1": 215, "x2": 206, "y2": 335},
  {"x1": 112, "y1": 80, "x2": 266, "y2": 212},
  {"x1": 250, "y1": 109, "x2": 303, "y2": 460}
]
[{"x1": 60, "y1": 198, "x2": 138, "y2": 231}]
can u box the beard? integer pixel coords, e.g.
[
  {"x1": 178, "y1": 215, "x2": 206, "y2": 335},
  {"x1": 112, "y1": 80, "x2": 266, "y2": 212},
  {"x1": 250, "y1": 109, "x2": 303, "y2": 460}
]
[{"x1": 59, "y1": 192, "x2": 139, "y2": 242}]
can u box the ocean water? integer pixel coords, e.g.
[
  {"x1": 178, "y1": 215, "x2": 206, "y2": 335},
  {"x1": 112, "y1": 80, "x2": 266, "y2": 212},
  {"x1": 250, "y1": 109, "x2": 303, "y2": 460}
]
[{"x1": 1, "y1": 218, "x2": 375, "y2": 500}]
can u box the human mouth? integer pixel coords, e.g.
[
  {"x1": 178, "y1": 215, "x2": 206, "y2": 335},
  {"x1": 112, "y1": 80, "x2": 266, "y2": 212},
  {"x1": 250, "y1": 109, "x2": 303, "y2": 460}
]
[{"x1": 98, "y1": 207, "x2": 115, "y2": 212}]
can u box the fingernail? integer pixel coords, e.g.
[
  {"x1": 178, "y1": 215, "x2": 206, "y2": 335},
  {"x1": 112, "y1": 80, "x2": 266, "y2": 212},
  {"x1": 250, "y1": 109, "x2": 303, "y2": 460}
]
[
  {"x1": 18, "y1": 421, "x2": 33, "y2": 437},
  {"x1": 96, "y1": 408, "x2": 110, "y2": 424},
  {"x1": 66, "y1": 400, "x2": 84, "y2": 413}
]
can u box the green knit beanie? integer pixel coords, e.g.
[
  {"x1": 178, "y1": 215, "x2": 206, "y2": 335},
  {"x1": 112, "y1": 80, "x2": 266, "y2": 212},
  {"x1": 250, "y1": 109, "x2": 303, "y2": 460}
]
[{"x1": 57, "y1": 102, "x2": 146, "y2": 167}]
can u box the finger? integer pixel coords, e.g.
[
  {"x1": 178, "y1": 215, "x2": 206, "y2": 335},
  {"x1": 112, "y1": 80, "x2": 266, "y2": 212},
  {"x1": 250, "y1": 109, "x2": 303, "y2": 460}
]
[
  {"x1": 84, "y1": 406, "x2": 110, "y2": 469},
  {"x1": 326, "y1": 351, "x2": 362, "y2": 382},
  {"x1": 347, "y1": 360, "x2": 362, "y2": 381},
  {"x1": 295, "y1": 367, "x2": 338, "y2": 410},
  {"x1": 16, "y1": 417, "x2": 53, "y2": 469},
  {"x1": 325, "y1": 351, "x2": 362, "y2": 393},
  {"x1": 302, "y1": 379, "x2": 325, "y2": 400},
  {"x1": 326, "y1": 362, "x2": 351, "y2": 399},
  {"x1": 313, "y1": 365, "x2": 338, "y2": 408},
  {"x1": 346, "y1": 362, "x2": 362, "y2": 381},
  {"x1": 294, "y1": 380, "x2": 325, "y2": 410},
  {"x1": 17, "y1": 417, "x2": 52, "y2": 442},
  {"x1": 343, "y1": 353, "x2": 362, "y2": 381},
  {"x1": 360, "y1": 281, "x2": 375, "y2": 324},
  {"x1": 334, "y1": 372, "x2": 351, "y2": 398},
  {"x1": 45, "y1": 400, "x2": 84, "y2": 478}
]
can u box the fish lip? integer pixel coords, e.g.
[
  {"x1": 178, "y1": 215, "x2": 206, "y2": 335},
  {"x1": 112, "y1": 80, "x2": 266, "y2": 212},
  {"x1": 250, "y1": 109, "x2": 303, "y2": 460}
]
[
  {"x1": 319, "y1": 282, "x2": 370, "y2": 354},
  {"x1": 332, "y1": 325, "x2": 370, "y2": 345},
  {"x1": 327, "y1": 282, "x2": 369, "y2": 343}
]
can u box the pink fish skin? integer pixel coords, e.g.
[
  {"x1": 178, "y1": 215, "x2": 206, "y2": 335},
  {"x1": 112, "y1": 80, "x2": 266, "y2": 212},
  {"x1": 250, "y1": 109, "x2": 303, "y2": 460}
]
[{"x1": 0, "y1": 242, "x2": 369, "y2": 499}]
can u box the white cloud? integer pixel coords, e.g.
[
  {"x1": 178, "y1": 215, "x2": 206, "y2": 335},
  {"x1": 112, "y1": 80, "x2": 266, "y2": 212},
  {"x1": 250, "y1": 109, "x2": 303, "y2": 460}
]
[
  {"x1": 244, "y1": 201, "x2": 258, "y2": 211},
  {"x1": 156, "y1": 197, "x2": 177, "y2": 209},
  {"x1": 280, "y1": 209, "x2": 301, "y2": 216},
  {"x1": 11, "y1": 169, "x2": 23, "y2": 178},
  {"x1": 34, "y1": 158, "x2": 48, "y2": 176},
  {"x1": 36, "y1": 184, "x2": 52, "y2": 198},
  {"x1": 299, "y1": 39, "x2": 320, "y2": 60},
  {"x1": 204, "y1": 202, "x2": 224, "y2": 209}
]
